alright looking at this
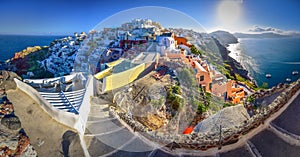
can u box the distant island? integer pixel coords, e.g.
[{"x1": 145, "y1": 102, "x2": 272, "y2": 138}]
[{"x1": 234, "y1": 26, "x2": 300, "y2": 38}]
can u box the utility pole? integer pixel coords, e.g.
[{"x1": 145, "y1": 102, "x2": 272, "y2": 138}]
[{"x1": 218, "y1": 125, "x2": 222, "y2": 150}]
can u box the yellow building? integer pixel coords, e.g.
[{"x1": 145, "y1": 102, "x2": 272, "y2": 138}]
[
  {"x1": 103, "y1": 63, "x2": 145, "y2": 92},
  {"x1": 95, "y1": 52, "x2": 159, "y2": 93}
]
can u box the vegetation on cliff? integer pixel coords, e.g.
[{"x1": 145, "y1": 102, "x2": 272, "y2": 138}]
[
  {"x1": 197, "y1": 31, "x2": 258, "y2": 90},
  {"x1": 10, "y1": 46, "x2": 53, "y2": 78}
]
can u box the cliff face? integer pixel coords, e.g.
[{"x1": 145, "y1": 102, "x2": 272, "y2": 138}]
[
  {"x1": 211, "y1": 37, "x2": 250, "y2": 80},
  {"x1": 200, "y1": 31, "x2": 250, "y2": 81},
  {"x1": 210, "y1": 31, "x2": 238, "y2": 46}
]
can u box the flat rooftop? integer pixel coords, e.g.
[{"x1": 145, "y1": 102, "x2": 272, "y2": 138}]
[
  {"x1": 112, "y1": 59, "x2": 139, "y2": 73},
  {"x1": 132, "y1": 52, "x2": 158, "y2": 64}
]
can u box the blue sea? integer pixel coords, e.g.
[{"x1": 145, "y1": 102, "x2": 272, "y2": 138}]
[
  {"x1": 0, "y1": 35, "x2": 66, "y2": 62},
  {"x1": 228, "y1": 37, "x2": 300, "y2": 88}
]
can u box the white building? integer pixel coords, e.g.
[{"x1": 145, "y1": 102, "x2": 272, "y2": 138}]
[{"x1": 156, "y1": 37, "x2": 176, "y2": 56}]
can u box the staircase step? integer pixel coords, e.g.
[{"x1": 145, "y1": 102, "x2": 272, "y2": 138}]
[
  {"x1": 88, "y1": 111, "x2": 110, "y2": 119},
  {"x1": 90, "y1": 104, "x2": 109, "y2": 112},
  {"x1": 85, "y1": 119, "x2": 123, "y2": 134},
  {"x1": 92, "y1": 129, "x2": 135, "y2": 150},
  {"x1": 87, "y1": 116, "x2": 116, "y2": 122}
]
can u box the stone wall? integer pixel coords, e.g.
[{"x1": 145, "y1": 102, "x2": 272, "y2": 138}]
[
  {"x1": 110, "y1": 79, "x2": 300, "y2": 151},
  {"x1": 250, "y1": 82, "x2": 287, "y2": 100}
]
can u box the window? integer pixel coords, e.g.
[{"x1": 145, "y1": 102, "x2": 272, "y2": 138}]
[
  {"x1": 194, "y1": 69, "x2": 198, "y2": 74},
  {"x1": 200, "y1": 75, "x2": 204, "y2": 81}
]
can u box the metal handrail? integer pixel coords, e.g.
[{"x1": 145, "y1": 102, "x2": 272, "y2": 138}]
[{"x1": 60, "y1": 90, "x2": 79, "y2": 114}]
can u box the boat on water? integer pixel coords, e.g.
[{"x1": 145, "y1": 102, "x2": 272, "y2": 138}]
[
  {"x1": 292, "y1": 71, "x2": 299, "y2": 75},
  {"x1": 266, "y1": 74, "x2": 272, "y2": 78},
  {"x1": 286, "y1": 78, "x2": 292, "y2": 82}
]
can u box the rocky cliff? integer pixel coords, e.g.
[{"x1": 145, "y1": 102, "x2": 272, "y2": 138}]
[
  {"x1": 0, "y1": 71, "x2": 37, "y2": 156},
  {"x1": 211, "y1": 37, "x2": 250, "y2": 80}
]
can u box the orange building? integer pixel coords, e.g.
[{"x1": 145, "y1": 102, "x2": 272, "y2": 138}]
[
  {"x1": 226, "y1": 80, "x2": 245, "y2": 104},
  {"x1": 165, "y1": 47, "x2": 245, "y2": 104},
  {"x1": 191, "y1": 61, "x2": 212, "y2": 92},
  {"x1": 212, "y1": 79, "x2": 245, "y2": 104},
  {"x1": 174, "y1": 36, "x2": 191, "y2": 47}
]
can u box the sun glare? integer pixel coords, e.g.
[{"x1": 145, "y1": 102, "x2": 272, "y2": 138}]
[{"x1": 217, "y1": 0, "x2": 242, "y2": 31}]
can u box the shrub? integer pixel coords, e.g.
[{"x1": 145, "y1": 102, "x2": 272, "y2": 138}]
[
  {"x1": 172, "y1": 85, "x2": 181, "y2": 95},
  {"x1": 223, "y1": 102, "x2": 233, "y2": 108},
  {"x1": 197, "y1": 103, "x2": 206, "y2": 114},
  {"x1": 247, "y1": 95, "x2": 255, "y2": 103}
]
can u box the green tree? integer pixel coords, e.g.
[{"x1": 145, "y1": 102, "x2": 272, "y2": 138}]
[
  {"x1": 166, "y1": 86, "x2": 183, "y2": 111},
  {"x1": 171, "y1": 96, "x2": 182, "y2": 111},
  {"x1": 190, "y1": 45, "x2": 203, "y2": 57},
  {"x1": 223, "y1": 102, "x2": 233, "y2": 108},
  {"x1": 190, "y1": 45, "x2": 197, "y2": 54}
]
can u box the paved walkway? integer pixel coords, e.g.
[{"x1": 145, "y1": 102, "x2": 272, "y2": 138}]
[
  {"x1": 219, "y1": 90, "x2": 300, "y2": 157},
  {"x1": 7, "y1": 89, "x2": 85, "y2": 157}
]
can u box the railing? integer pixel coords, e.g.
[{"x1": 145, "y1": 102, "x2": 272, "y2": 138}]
[
  {"x1": 40, "y1": 89, "x2": 85, "y2": 114},
  {"x1": 60, "y1": 90, "x2": 79, "y2": 114}
]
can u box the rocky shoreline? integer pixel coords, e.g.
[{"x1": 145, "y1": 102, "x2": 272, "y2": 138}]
[{"x1": 211, "y1": 32, "x2": 252, "y2": 80}]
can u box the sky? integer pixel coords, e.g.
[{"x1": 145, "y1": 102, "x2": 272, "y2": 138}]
[{"x1": 0, "y1": 0, "x2": 299, "y2": 35}]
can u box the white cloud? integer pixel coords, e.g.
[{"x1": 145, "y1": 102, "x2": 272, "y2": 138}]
[{"x1": 248, "y1": 25, "x2": 300, "y2": 35}]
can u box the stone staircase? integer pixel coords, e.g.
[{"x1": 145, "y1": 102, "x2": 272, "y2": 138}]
[{"x1": 83, "y1": 97, "x2": 157, "y2": 157}]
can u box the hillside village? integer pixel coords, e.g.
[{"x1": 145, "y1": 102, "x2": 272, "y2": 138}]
[
  {"x1": 8, "y1": 19, "x2": 255, "y2": 131},
  {"x1": 5, "y1": 19, "x2": 256, "y2": 135},
  {"x1": 76, "y1": 19, "x2": 250, "y2": 103},
  {"x1": 2, "y1": 18, "x2": 300, "y2": 156},
  {"x1": 66, "y1": 19, "x2": 255, "y2": 134}
]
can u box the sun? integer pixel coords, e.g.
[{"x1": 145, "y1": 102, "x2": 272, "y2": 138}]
[{"x1": 217, "y1": 0, "x2": 242, "y2": 31}]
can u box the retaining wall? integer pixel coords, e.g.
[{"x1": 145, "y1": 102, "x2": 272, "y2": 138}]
[{"x1": 110, "y1": 79, "x2": 300, "y2": 151}]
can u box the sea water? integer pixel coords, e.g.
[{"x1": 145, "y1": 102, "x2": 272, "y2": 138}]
[
  {"x1": 228, "y1": 37, "x2": 300, "y2": 87},
  {"x1": 0, "y1": 35, "x2": 66, "y2": 62}
]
